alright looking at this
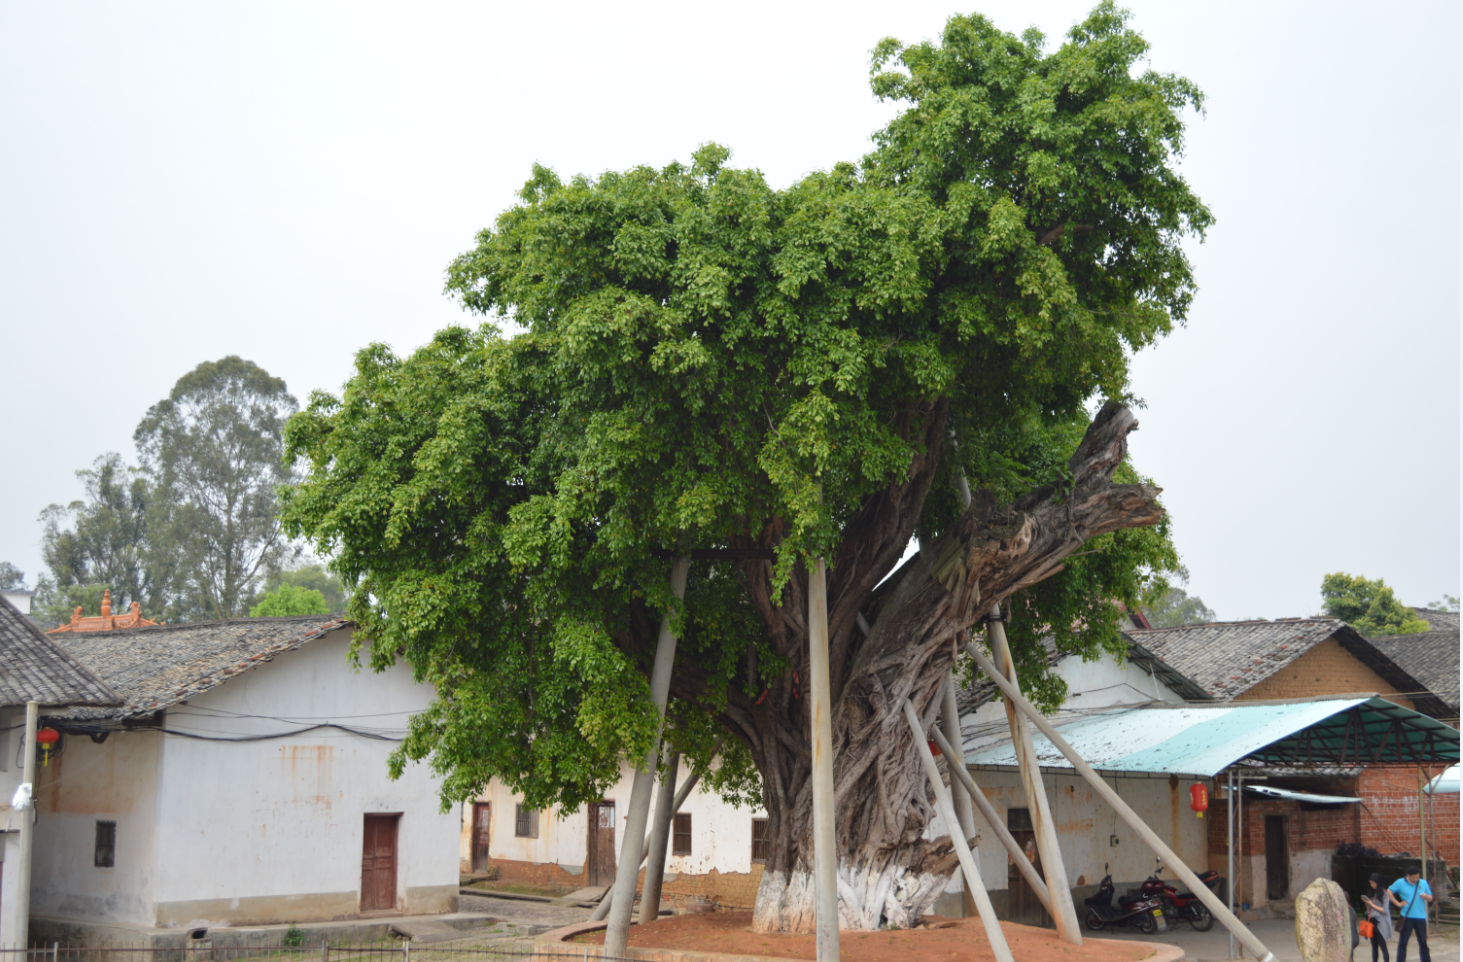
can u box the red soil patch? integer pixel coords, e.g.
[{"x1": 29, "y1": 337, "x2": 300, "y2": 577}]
[{"x1": 573, "y1": 911, "x2": 1159, "y2": 962}]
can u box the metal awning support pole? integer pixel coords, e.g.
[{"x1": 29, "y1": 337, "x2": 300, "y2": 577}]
[
  {"x1": 903, "y1": 700, "x2": 1014, "y2": 962},
  {"x1": 1228, "y1": 769, "x2": 1236, "y2": 960},
  {"x1": 1419, "y1": 766, "x2": 1428, "y2": 924},
  {"x1": 940, "y1": 671, "x2": 976, "y2": 916},
  {"x1": 13, "y1": 701, "x2": 38, "y2": 951},
  {"x1": 985, "y1": 607, "x2": 1082, "y2": 945},
  {"x1": 639, "y1": 747, "x2": 681, "y2": 923},
  {"x1": 928, "y1": 725, "x2": 1052, "y2": 914},
  {"x1": 603, "y1": 558, "x2": 690, "y2": 957},
  {"x1": 808, "y1": 558, "x2": 840, "y2": 962},
  {"x1": 964, "y1": 641, "x2": 1277, "y2": 962},
  {"x1": 591, "y1": 736, "x2": 724, "y2": 922}
]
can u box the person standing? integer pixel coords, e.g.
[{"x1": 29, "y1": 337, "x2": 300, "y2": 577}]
[
  {"x1": 1361, "y1": 872, "x2": 1395, "y2": 962},
  {"x1": 1388, "y1": 867, "x2": 1434, "y2": 962}
]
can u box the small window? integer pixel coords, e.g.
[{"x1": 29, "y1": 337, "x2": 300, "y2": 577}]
[
  {"x1": 672, "y1": 813, "x2": 692, "y2": 856},
  {"x1": 515, "y1": 804, "x2": 539, "y2": 838},
  {"x1": 95, "y1": 820, "x2": 116, "y2": 868},
  {"x1": 751, "y1": 818, "x2": 769, "y2": 863}
]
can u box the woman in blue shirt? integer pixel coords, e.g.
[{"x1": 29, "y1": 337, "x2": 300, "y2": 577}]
[{"x1": 1388, "y1": 868, "x2": 1434, "y2": 962}]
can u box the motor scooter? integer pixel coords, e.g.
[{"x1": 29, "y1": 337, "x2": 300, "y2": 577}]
[
  {"x1": 1083, "y1": 866, "x2": 1169, "y2": 934},
  {"x1": 1139, "y1": 861, "x2": 1219, "y2": 931}
]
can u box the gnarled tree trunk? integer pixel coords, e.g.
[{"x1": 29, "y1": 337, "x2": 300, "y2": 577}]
[{"x1": 680, "y1": 403, "x2": 1162, "y2": 933}]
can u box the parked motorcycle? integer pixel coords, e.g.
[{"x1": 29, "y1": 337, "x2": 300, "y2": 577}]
[
  {"x1": 1083, "y1": 867, "x2": 1169, "y2": 934},
  {"x1": 1139, "y1": 862, "x2": 1219, "y2": 931}
]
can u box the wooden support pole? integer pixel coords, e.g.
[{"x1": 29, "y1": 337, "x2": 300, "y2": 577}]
[
  {"x1": 903, "y1": 700, "x2": 1014, "y2": 962},
  {"x1": 604, "y1": 558, "x2": 690, "y2": 957},
  {"x1": 964, "y1": 641, "x2": 1277, "y2": 962},
  {"x1": 985, "y1": 606, "x2": 1082, "y2": 945},
  {"x1": 640, "y1": 748, "x2": 681, "y2": 923},
  {"x1": 808, "y1": 558, "x2": 840, "y2": 962},
  {"x1": 590, "y1": 736, "x2": 724, "y2": 922},
  {"x1": 927, "y1": 724, "x2": 1052, "y2": 914}
]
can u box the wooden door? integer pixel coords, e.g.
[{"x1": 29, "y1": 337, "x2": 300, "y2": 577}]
[
  {"x1": 587, "y1": 800, "x2": 616, "y2": 888},
  {"x1": 1007, "y1": 808, "x2": 1051, "y2": 927},
  {"x1": 472, "y1": 803, "x2": 492, "y2": 872},
  {"x1": 1264, "y1": 815, "x2": 1288, "y2": 901},
  {"x1": 362, "y1": 814, "x2": 400, "y2": 911}
]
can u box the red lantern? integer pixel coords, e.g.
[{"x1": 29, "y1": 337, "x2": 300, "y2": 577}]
[
  {"x1": 35, "y1": 727, "x2": 60, "y2": 767},
  {"x1": 928, "y1": 741, "x2": 942, "y2": 756},
  {"x1": 1190, "y1": 782, "x2": 1209, "y2": 818}
]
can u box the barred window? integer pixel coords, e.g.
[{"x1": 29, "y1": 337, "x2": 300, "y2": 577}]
[
  {"x1": 95, "y1": 820, "x2": 116, "y2": 868},
  {"x1": 515, "y1": 803, "x2": 539, "y2": 838},
  {"x1": 672, "y1": 813, "x2": 692, "y2": 856},
  {"x1": 751, "y1": 818, "x2": 769, "y2": 863}
]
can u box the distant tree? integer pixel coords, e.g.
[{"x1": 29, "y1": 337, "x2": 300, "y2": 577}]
[
  {"x1": 1144, "y1": 575, "x2": 1216, "y2": 628},
  {"x1": 136, "y1": 357, "x2": 299, "y2": 620},
  {"x1": 33, "y1": 453, "x2": 172, "y2": 626},
  {"x1": 249, "y1": 583, "x2": 331, "y2": 617},
  {"x1": 0, "y1": 562, "x2": 24, "y2": 590},
  {"x1": 1320, "y1": 572, "x2": 1429, "y2": 635},
  {"x1": 1427, "y1": 594, "x2": 1459, "y2": 613},
  {"x1": 260, "y1": 562, "x2": 347, "y2": 613}
]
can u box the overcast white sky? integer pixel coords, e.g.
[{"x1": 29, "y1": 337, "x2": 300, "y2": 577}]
[{"x1": 1, "y1": 1, "x2": 1457, "y2": 620}]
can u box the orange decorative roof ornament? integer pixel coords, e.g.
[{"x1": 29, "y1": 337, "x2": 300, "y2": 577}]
[{"x1": 48, "y1": 589, "x2": 162, "y2": 633}]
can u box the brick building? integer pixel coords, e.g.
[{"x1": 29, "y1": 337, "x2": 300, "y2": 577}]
[{"x1": 1130, "y1": 618, "x2": 1459, "y2": 916}]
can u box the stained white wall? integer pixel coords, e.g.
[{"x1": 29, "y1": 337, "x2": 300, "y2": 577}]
[
  {"x1": 29, "y1": 725, "x2": 163, "y2": 925},
  {"x1": 464, "y1": 761, "x2": 767, "y2": 879},
  {"x1": 28, "y1": 628, "x2": 459, "y2": 929},
  {"x1": 149, "y1": 629, "x2": 459, "y2": 923}
]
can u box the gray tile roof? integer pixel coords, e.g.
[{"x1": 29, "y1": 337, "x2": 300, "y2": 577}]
[
  {"x1": 1366, "y1": 609, "x2": 1460, "y2": 716},
  {"x1": 0, "y1": 594, "x2": 120, "y2": 707},
  {"x1": 1126, "y1": 618, "x2": 1453, "y2": 719},
  {"x1": 48, "y1": 615, "x2": 349, "y2": 720}
]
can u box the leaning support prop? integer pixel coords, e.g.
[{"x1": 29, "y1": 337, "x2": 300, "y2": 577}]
[
  {"x1": 927, "y1": 724, "x2": 1052, "y2": 915},
  {"x1": 603, "y1": 557, "x2": 690, "y2": 956},
  {"x1": 986, "y1": 606, "x2": 1082, "y2": 944},
  {"x1": 964, "y1": 641, "x2": 1277, "y2": 962},
  {"x1": 903, "y1": 699, "x2": 1015, "y2": 962},
  {"x1": 590, "y1": 736, "x2": 725, "y2": 922}
]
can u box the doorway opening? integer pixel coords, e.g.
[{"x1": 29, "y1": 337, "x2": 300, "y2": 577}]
[
  {"x1": 362, "y1": 813, "x2": 402, "y2": 912},
  {"x1": 471, "y1": 803, "x2": 492, "y2": 873},
  {"x1": 587, "y1": 800, "x2": 616, "y2": 888}
]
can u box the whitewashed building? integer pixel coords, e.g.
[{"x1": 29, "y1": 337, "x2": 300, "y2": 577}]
[
  {"x1": 1, "y1": 595, "x2": 121, "y2": 947},
  {"x1": 27, "y1": 615, "x2": 459, "y2": 944}
]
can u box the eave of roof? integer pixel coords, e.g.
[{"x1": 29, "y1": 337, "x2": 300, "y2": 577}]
[{"x1": 0, "y1": 594, "x2": 121, "y2": 708}]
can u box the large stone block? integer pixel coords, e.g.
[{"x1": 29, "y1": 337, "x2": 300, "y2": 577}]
[{"x1": 1294, "y1": 877, "x2": 1350, "y2": 962}]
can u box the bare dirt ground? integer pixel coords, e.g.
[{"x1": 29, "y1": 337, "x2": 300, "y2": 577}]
[{"x1": 573, "y1": 912, "x2": 1163, "y2": 962}]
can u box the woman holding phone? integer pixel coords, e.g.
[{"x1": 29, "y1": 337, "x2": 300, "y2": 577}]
[{"x1": 1361, "y1": 872, "x2": 1394, "y2": 962}]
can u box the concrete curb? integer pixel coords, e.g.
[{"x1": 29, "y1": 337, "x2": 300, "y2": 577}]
[{"x1": 534, "y1": 919, "x2": 1187, "y2": 962}]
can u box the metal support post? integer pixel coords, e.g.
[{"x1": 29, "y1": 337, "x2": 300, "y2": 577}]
[
  {"x1": 640, "y1": 748, "x2": 681, "y2": 923},
  {"x1": 590, "y1": 736, "x2": 723, "y2": 922},
  {"x1": 1227, "y1": 769, "x2": 1235, "y2": 960},
  {"x1": 13, "y1": 702, "x2": 38, "y2": 950},
  {"x1": 985, "y1": 607, "x2": 1082, "y2": 944},
  {"x1": 965, "y1": 641, "x2": 1277, "y2": 962},
  {"x1": 808, "y1": 558, "x2": 840, "y2": 962},
  {"x1": 604, "y1": 558, "x2": 690, "y2": 957},
  {"x1": 903, "y1": 700, "x2": 1014, "y2": 962},
  {"x1": 940, "y1": 671, "x2": 975, "y2": 916},
  {"x1": 928, "y1": 724, "x2": 1051, "y2": 913}
]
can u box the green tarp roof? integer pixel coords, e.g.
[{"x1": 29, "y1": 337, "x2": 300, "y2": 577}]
[{"x1": 964, "y1": 696, "x2": 1459, "y2": 777}]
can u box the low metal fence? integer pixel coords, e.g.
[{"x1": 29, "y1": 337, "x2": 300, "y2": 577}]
[{"x1": 0, "y1": 948, "x2": 633, "y2": 962}]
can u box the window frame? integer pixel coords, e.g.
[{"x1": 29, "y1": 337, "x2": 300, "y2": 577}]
[
  {"x1": 672, "y1": 812, "x2": 692, "y2": 856},
  {"x1": 751, "y1": 817, "x2": 769, "y2": 864},
  {"x1": 94, "y1": 820, "x2": 117, "y2": 868},
  {"x1": 514, "y1": 803, "x2": 539, "y2": 839}
]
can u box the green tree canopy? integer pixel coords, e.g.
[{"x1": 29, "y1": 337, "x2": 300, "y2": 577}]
[
  {"x1": 1321, "y1": 572, "x2": 1429, "y2": 636},
  {"x1": 284, "y1": 1, "x2": 1203, "y2": 930},
  {"x1": 137, "y1": 356, "x2": 300, "y2": 620},
  {"x1": 259, "y1": 562, "x2": 347, "y2": 613},
  {"x1": 1143, "y1": 568, "x2": 1216, "y2": 627},
  {"x1": 0, "y1": 562, "x2": 25, "y2": 591},
  {"x1": 250, "y1": 583, "x2": 332, "y2": 617}
]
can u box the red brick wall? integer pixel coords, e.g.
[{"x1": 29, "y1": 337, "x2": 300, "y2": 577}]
[
  {"x1": 1205, "y1": 769, "x2": 1460, "y2": 869},
  {"x1": 1357, "y1": 765, "x2": 1460, "y2": 865}
]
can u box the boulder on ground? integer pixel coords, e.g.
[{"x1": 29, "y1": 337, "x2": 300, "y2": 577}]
[{"x1": 1295, "y1": 878, "x2": 1350, "y2": 962}]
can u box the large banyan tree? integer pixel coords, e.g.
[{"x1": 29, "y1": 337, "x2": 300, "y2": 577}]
[{"x1": 282, "y1": 2, "x2": 1210, "y2": 934}]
